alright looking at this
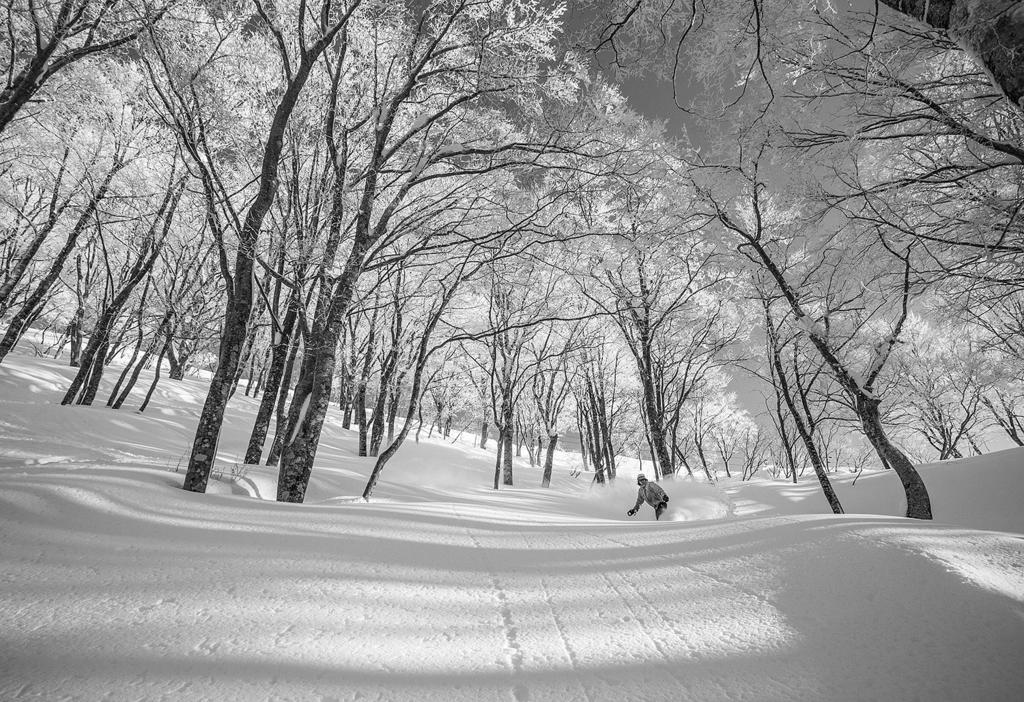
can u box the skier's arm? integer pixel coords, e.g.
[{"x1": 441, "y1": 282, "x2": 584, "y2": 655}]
[{"x1": 632, "y1": 489, "x2": 645, "y2": 511}]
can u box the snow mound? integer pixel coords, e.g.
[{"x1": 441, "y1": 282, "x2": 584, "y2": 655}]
[
  {"x1": 724, "y1": 448, "x2": 1024, "y2": 534},
  {"x1": 836, "y1": 447, "x2": 1024, "y2": 533}
]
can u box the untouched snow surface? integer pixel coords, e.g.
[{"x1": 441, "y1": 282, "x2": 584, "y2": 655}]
[{"x1": 1, "y1": 354, "x2": 1023, "y2": 701}]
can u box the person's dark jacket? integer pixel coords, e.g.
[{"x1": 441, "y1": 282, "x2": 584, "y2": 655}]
[{"x1": 632, "y1": 481, "x2": 668, "y2": 511}]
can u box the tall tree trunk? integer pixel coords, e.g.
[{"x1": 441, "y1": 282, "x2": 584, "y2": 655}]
[
  {"x1": 638, "y1": 371, "x2": 673, "y2": 476},
  {"x1": 266, "y1": 332, "x2": 302, "y2": 466},
  {"x1": 721, "y1": 212, "x2": 931, "y2": 516},
  {"x1": 368, "y1": 387, "x2": 388, "y2": 457},
  {"x1": 166, "y1": 340, "x2": 186, "y2": 379},
  {"x1": 492, "y1": 433, "x2": 504, "y2": 490},
  {"x1": 578, "y1": 409, "x2": 590, "y2": 472},
  {"x1": 357, "y1": 383, "x2": 369, "y2": 457},
  {"x1": 386, "y1": 386, "x2": 401, "y2": 443},
  {"x1": 244, "y1": 349, "x2": 262, "y2": 396},
  {"x1": 501, "y1": 398, "x2": 514, "y2": 486},
  {"x1": 182, "y1": 28, "x2": 350, "y2": 493},
  {"x1": 244, "y1": 295, "x2": 299, "y2": 465},
  {"x1": 341, "y1": 396, "x2": 353, "y2": 429},
  {"x1": 182, "y1": 293, "x2": 253, "y2": 491},
  {"x1": 227, "y1": 319, "x2": 261, "y2": 402},
  {"x1": 78, "y1": 338, "x2": 109, "y2": 406},
  {"x1": 341, "y1": 324, "x2": 358, "y2": 429},
  {"x1": 67, "y1": 278, "x2": 84, "y2": 368},
  {"x1": 271, "y1": 12, "x2": 452, "y2": 501},
  {"x1": 276, "y1": 312, "x2": 347, "y2": 501},
  {"x1": 541, "y1": 433, "x2": 557, "y2": 487}
]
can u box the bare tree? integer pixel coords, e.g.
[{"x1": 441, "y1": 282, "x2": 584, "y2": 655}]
[
  {"x1": 0, "y1": 141, "x2": 128, "y2": 363},
  {"x1": 699, "y1": 144, "x2": 932, "y2": 519},
  {"x1": 0, "y1": 0, "x2": 172, "y2": 134},
  {"x1": 579, "y1": 217, "x2": 739, "y2": 479}
]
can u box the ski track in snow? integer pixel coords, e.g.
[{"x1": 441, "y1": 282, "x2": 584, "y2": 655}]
[
  {"x1": 455, "y1": 505, "x2": 529, "y2": 702},
  {"x1": 1, "y1": 353, "x2": 1023, "y2": 701}
]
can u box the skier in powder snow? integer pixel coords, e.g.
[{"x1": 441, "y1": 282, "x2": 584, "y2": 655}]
[{"x1": 627, "y1": 474, "x2": 669, "y2": 520}]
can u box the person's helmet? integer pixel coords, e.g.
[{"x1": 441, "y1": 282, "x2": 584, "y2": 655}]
[{"x1": 637, "y1": 474, "x2": 647, "y2": 485}]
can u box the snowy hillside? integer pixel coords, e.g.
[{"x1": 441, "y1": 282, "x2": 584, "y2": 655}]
[{"x1": 2, "y1": 354, "x2": 1023, "y2": 701}]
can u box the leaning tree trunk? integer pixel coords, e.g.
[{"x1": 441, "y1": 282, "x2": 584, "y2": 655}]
[
  {"x1": 801, "y1": 433, "x2": 843, "y2": 514},
  {"x1": 62, "y1": 233, "x2": 165, "y2": 406},
  {"x1": 770, "y1": 335, "x2": 839, "y2": 511},
  {"x1": 107, "y1": 329, "x2": 145, "y2": 406},
  {"x1": 695, "y1": 438, "x2": 714, "y2": 482},
  {"x1": 0, "y1": 164, "x2": 71, "y2": 316},
  {"x1": 361, "y1": 292, "x2": 457, "y2": 499},
  {"x1": 983, "y1": 395, "x2": 1024, "y2": 446},
  {"x1": 139, "y1": 338, "x2": 170, "y2": 413},
  {"x1": 111, "y1": 343, "x2": 154, "y2": 409},
  {"x1": 0, "y1": 161, "x2": 122, "y2": 365},
  {"x1": 858, "y1": 395, "x2": 932, "y2": 519}
]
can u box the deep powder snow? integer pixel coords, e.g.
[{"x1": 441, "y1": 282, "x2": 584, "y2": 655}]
[{"x1": 1, "y1": 354, "x2": 1022, "y2": 701}]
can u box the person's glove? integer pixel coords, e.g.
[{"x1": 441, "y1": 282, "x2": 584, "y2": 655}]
[{"x1": 627, "y1": 509, "x2": 637, "y2": 516}]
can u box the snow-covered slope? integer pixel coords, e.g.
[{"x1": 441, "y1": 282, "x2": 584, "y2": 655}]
[
  {"x1": 2, "y1": 354, "x2": 1023, "y2": 701},
  {"x1": 726, "y1": 447, "x2": 1024, "y2": 534}
]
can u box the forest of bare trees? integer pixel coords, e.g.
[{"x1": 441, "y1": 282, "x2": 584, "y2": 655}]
[{"x1": 2, "y1": 0, "x2": 1022, "y2": 519}]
